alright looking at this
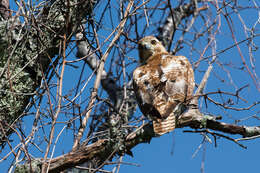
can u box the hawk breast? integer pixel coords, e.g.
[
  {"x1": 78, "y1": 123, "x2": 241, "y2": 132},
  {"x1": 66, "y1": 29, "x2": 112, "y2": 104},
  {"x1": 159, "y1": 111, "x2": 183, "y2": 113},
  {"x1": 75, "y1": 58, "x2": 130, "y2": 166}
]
[{"x1": 133, "y1": 53, "x2": 194, "y2": 135}]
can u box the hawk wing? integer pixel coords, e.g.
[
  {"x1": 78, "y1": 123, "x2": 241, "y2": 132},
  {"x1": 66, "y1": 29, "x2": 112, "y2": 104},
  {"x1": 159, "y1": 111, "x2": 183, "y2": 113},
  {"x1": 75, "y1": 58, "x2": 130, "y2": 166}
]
[{"x1": 133, "y1": 53, "x2": 194, "y2": 135}]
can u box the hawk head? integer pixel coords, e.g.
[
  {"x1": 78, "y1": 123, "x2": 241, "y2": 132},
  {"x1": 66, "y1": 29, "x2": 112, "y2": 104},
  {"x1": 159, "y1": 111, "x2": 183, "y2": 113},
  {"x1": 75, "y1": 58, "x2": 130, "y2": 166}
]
[{"x1": 138, "y1": 36, "x2": 167, "y2": 64}]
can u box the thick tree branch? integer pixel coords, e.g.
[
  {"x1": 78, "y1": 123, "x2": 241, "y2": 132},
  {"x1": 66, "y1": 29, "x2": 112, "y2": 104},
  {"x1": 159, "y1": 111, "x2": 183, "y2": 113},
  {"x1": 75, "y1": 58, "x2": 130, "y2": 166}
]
[
  {"x1": 41, "y1": 107, "x2": 260, "y2": 172},
  {"x1": 177, "y1": 108, "x2": 260, "y2": 138}
]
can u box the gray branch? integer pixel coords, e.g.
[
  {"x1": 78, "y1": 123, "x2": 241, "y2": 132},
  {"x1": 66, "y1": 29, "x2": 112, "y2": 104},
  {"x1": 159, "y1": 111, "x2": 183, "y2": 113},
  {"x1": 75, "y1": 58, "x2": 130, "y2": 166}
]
[{"x1": 157, "y1": 2, "x2": 196, "y2": 48}]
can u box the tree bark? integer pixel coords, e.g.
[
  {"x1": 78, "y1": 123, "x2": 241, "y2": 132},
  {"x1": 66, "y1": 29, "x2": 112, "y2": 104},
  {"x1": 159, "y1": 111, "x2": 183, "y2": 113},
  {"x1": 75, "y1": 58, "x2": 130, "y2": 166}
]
[
  {"x1": 42, "y1": 107, "x2": 260, "y2": 172},
  {"x1": 0, "y1": 0, "x2": 97, "y2": 147}
]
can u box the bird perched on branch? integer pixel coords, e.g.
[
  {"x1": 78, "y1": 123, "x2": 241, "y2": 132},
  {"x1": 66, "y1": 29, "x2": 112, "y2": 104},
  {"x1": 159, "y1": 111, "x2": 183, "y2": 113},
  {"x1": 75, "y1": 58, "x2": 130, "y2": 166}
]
[{"x1": 133, "y1": 36, "x2": 195, "y2": 135}]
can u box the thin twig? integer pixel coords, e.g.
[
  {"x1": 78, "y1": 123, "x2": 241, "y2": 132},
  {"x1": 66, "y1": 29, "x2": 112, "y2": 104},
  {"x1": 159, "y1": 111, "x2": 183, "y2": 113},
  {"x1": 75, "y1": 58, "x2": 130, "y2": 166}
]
[
  {"x1": 191, "y1": 1, "x2": 221, "y2": 106},
  {"x1": 42, "y1": 34, "x2": 67, "y2": 173},
  {"x1": 184, "y1": 129, "x2": 247, "y2": 149},
  {"x1": 236, "y1": 134, "x2": 260, "y2": 141},
  {"x1": 73, "y1": 0, "x2": 134, "y2": 149}
]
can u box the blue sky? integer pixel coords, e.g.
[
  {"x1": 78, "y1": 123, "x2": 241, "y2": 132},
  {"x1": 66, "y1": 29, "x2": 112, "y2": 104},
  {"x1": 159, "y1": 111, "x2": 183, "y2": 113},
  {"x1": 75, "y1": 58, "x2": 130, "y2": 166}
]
[
  {"x1": 2, "y1": 0, "x2": 260, "y2": 172},
  {"x1": 120, "y1": 132, "x2": 260, "y2": 173}
]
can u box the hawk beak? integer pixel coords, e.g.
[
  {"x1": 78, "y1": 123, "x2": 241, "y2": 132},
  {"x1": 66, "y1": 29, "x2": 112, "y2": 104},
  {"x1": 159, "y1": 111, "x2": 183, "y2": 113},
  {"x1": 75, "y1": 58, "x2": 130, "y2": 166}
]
[{"x1": 139, "y1": 42, "x2": 151, "y2": 50}]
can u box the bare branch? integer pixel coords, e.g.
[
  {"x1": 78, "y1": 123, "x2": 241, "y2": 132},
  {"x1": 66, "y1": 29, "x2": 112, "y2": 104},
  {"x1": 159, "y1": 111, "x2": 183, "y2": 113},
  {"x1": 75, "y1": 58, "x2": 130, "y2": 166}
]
[
  {"x1": 75, "y1": 33, "x2": 120, "y2": 103},
  {"x1": 73, "y1": 0, "x2": 134, "y2": 149},
  {"x1": 44, "y1": 108, "x2": 260, "y2": 172}
]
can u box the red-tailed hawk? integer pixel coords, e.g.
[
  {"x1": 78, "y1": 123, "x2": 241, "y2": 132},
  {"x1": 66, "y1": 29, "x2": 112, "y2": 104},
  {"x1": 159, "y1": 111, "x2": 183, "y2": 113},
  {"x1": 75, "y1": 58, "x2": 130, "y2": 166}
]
[{"x1": 133, "y1": 36, "x2": 195, "y2": 135}]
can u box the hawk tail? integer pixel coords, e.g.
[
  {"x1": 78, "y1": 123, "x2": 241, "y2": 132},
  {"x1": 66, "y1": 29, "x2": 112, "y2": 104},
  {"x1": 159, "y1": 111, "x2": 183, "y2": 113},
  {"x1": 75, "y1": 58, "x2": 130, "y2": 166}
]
[{"x1": 153, "y1": 114, "x2": 175, "y2": 135}]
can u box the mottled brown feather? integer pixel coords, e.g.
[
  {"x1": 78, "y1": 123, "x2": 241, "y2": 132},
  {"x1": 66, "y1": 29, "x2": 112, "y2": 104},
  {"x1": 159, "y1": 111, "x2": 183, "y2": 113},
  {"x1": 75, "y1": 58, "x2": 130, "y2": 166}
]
[{"x1": 133, "y1": 36, "x2": 194, "y2": 135}]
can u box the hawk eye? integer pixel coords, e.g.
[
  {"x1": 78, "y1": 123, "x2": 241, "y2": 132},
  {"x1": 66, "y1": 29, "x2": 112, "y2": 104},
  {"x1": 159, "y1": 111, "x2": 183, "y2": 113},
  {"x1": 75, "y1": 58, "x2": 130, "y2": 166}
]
[{"x1": 151, "y1": 40, "x2": 157, "y2": 45}]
